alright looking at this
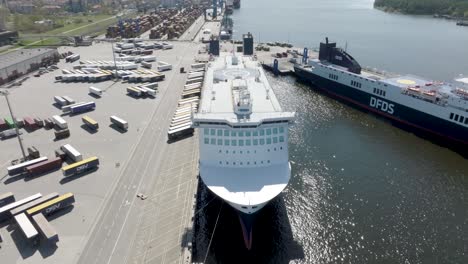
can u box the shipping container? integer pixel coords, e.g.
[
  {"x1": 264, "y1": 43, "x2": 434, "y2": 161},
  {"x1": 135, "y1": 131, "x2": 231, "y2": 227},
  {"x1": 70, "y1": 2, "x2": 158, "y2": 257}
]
[
  {"x1": 0, "y1": 119, "x2": 8, "y2": 131},
  {"x1": 168, "y1": 125, "x2": 194, "y2": 141},
  {"x1": 34, "y1": 117, "x2": 44, "y2": 127},
  {"x1": 60, "y1": 144, "x2": 82, "y2": 162},
  {"x1": 45, "y1": 118, "x2": 55, "y2": 129},
  {"x1": 15, "y1": 213, "x2": 38, "y2": 240},
  {"x1": 0, "y1": 193, "x2": 42, "y2": 222},
  {"x1": 186, "y1": 77, "x2": 204, "y2": 85},
  {"x1": 70, "y1": 102, "x2": 96, "y2": 114},
  {"x1": 191, "y1": 63, "x2": 206, "y2": 69},
  {"x1": 157, "y1": 61, "x2": 172, "y2": 71},
  {"x1": 89, "y1": 86, "x2": 102, "y2": 96},
  {"x1": 52, "y1": 115, "x2": 67, "y2": 129},
  {"x1": 24, "y1": 117, "x2": 37, "y2": 129},
  {"x1": 145, "y1": 87, "x2": 157, "y2": 97},
  {"x1": 0, "y1": 128, "x2": 21, "y2": 139},
  {"x1": 141, "y1": 61, "x2": 152, "y2": 69},
  {"x1": 61, "y1": 102, "x2": 85, "y2": 113},
  {"x1": 10, "y1": 193, "x2": 59, "y2": 216},
  {"x1": 54, "y1": 96, "x2": 67, "y2": 106},
  {"x1": 161, "y1": 43, "x2": 173, "y2": 50},
  {"x1": 7, "y1": 157, "x2": 48, "y2": 176},
  {"x1": 26, "y1": 193, "x2": 75, "y2": 216},
  {"x1": 4, "y1": 117, "x2": 15, "y2": 128},
  {"x1": 62, "y1": 96, "x2": 75, "y2": 105},
  {"x1": 110, "y1": 116, "x2": 128, "y2": 130},
  {"x1": 127, "y1": 87, "x2": 142, "y2": 97},
  {"x1": 55, "y1": 149, "x2": 66, "y2": 160},
  {"x1": 187, "y1": 72, "x2": 204, "y2": 79},
  {"x1": 142, "y1": 82, "x2": 158, "y2": 89},
  {"x1": 25, "y1": 158, "x2": 62, "y2": 176},
  {"x1": 27, "y1": 146, "x2": 40, "y2": 159},
  {"x1": 32, "y1": 213, "x2": 58, "y2": 243},
  {"x1": 62, "y1": 157, "x2": 99, "y2": 177},
  {"x1": 54, "y1": 129, "x2": 70, "y2": 139},
  {"x1": 0, "y1": 192, "x2": 15, "y2": 208},
  {"x1": 82, "y1": 116, "x2": 98, "y2": 130}
]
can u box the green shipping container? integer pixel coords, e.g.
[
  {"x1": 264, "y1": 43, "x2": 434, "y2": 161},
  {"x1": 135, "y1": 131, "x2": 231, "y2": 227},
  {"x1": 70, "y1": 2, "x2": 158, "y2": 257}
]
[{"x1": 4, "y1": 117, "x2": 15, "y2": 128}]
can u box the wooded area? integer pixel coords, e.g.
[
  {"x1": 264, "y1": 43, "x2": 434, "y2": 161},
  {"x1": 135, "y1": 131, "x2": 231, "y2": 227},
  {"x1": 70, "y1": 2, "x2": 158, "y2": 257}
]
[{"x1": 374, "y1": 0, "x2": 468, "y2": 17}]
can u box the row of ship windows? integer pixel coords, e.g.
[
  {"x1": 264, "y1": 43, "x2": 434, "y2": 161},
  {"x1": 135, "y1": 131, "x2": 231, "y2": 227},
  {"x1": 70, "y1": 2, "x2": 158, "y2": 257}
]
[
  {"x1": 322, "y1": 65, "x2": 388, "y2": 86},
  {"x1": 204, "y1": 137, "x2": 285, "y2": 146},
  {"x1": 219, "y1": 160, "x2": 271, "y2": 166},
  {"x1": 324, "y1": 65, "x2": 387, "y2": 88},
  {"x1": 373, "y1": 88, "x2": 386, "y2": 97},
  {"x1": 449, "y1": 113, "x2": 468, "y2": 125},
  {"x1": 329, "y1": 73, "x2": 339, "y2": 81},
  {"x1": 351, "y1": 80, "x2": 362, "y2": 88},
  {"x1": 218, "y1": 147, "x2": 283, "y2": 154},
  {"x1": 204, "y1": 127, "x2": 285, "y2": 137}
]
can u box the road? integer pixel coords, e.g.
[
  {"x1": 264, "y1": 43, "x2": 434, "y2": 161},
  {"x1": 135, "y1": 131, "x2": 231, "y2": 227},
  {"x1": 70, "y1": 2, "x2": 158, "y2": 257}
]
[{"x1": 76, "y1": 42, "x2": 200, "y2": 264}]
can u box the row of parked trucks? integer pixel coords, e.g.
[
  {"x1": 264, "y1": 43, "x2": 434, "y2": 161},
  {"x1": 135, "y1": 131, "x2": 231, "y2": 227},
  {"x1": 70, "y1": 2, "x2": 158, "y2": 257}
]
[
  {"x1": 126, "y1": 82, "x2": 158, "y2": 98},
  {"x1": 0, "y1": 191, "x2": 75, "y2": 244},
  {"x1": 6, "y1": 143, "x2": 100, "y2": 177},
  {"x1": 167, "y1": 63, "x2": 205, "y2": 141}
]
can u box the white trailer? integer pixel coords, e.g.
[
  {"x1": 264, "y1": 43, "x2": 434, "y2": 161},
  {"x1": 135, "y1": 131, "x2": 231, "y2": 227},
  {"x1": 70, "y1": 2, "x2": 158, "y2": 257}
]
[
  {"x1": 110, "y1": 116, "x2": 128, "y2": 130},
  {"x1": 157, "y1": 61, "x2": 172, "y2": 71},
  {"x1": 54, "y1": 96, "x2": 67, "y2": 106},
  {"x1": 89, "y1": 86, "x2": 103, "y2": 96},
  {"x1": 15, "y1": 213, "x2": 38, "y2": 240},
  {"x1": 141, "y1": 56, "x2": 156, "y2": 62},
  {"x1": 52, "y1": 115, "x2": 68, "y2": 129},
  {"x1": 62, "y1": 96, "x2": 75, "y2": 105},
  {"x1": 60, "y1": 144, "x2": 83, "y2": 162}
]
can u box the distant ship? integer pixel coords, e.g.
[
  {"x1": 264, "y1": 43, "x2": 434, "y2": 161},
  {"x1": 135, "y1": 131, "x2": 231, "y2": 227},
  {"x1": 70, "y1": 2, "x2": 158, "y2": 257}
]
[
  {"x1": 193, "y1": 51, "x2": 295, "y2": 249},
  {"x1": 294, "y1": 38, "x2": 468, "y2": 145}
]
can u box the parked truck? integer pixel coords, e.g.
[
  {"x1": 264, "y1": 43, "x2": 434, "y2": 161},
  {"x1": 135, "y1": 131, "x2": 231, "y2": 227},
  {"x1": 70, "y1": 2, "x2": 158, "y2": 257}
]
[
  {"x1": 0, "y1": 128, "x2": 21, "y2": 139},
  {"x1": 82, "y1": 116, "x2": 99, "y2": 130},
  {"x1": 15, "y1": 213, "x2": 38, "y2": 240},
  {"x1": 54, "y1": 96, "x2": 67, "y2": 106},
  {"x1": 10, "y1": 193, "x2": 59, "y2": 216},
  {"x1": 110, "y1": 116, "x2": 128, "y2": 130},
  {"x1": 0, "y1": 193, "x2": 42, "y2": 222},
  {"x1": 25, "y1": 158, "x2": 63, "y2": 176},
  {"x1": 62, "y1": 157, "x2": 99, "y2": 177},
  {"x1": 60, "y1": 144, "x2": 82, "y2": 162},
  {"x1": 0, "y1": 192, "x2": 15, "y2": 208},
  {"x1": 7, "y1": 157, "x2": 48, "y2": 176},
  {"x1": 70, "y1": 102, "x2": 95, "y2": 114},
  {"x1": 52, "y1": 115, "x2": 68, "y2": 129},
  {"x1": 89, "y1": 87, "x2": 102, "y2": 97},
  {"x1": 26, "y1": 193, "x2": 75, "y2": 216},
  {"x1": 32, "y1": 213, "x2": 59, "y2": 243},
  {"x1": 54, "y1": 129, "x2": 70, "y2": 139}
]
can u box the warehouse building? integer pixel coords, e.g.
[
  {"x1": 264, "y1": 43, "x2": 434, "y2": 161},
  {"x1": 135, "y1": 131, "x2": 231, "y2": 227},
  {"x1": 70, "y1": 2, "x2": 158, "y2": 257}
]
[{"x1": 0, "y1": 48, "x2": 59, "y2": 85}]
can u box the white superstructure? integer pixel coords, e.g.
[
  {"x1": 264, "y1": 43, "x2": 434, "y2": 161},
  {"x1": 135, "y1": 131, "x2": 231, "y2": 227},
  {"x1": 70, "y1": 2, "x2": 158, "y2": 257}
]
[{"x1": 192, "y1": 53, "x2": 295, "y2": 215}]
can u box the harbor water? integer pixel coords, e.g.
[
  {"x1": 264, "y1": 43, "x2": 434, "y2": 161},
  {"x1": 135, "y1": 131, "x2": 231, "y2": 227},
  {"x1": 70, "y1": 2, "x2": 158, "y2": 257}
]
[{"x1": 193, "y1": 0, "x2": 468, "y2": 263}]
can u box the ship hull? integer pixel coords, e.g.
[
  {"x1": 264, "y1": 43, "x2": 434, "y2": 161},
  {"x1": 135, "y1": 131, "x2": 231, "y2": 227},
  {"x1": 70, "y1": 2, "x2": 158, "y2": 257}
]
[
  {"x1": 237, "y1": 211, "x2": 256, "y2": 250},
  {"x1": 294, "y1": 66, "x2": 468, "y2": 146}
]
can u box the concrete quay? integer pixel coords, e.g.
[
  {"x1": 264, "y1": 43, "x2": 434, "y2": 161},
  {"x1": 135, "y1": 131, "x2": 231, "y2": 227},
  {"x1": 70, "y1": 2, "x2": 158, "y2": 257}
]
[{"x1": 0, "y1": 37, "x2": 204, "y2": 263}]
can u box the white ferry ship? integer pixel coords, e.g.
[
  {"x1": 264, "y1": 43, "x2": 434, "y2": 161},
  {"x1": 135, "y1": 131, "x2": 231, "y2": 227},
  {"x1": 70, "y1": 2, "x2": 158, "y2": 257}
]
[{"x1": 192, "y1": 52, "x2": 295, "y2": 249}]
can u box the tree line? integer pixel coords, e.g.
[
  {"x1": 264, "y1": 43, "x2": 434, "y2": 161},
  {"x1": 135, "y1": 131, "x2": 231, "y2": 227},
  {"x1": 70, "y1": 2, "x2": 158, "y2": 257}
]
[{"x1": 374, "y1": 0, "x2": 468, "y2": 17}]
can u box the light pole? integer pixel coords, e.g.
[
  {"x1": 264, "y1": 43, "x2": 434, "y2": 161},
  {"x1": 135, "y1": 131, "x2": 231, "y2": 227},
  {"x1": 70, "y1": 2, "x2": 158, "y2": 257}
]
[
  {"x1": 1, "y1": 90, "x2": 27, "y2": 160},
  {"x1": 111, "y1": 38, "x2": 119, "y2": 80}
]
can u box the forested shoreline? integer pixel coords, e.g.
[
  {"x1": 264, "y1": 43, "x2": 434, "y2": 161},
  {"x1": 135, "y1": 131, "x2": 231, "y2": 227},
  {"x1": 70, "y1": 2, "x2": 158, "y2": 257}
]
[{"x1": 374, "y1": 0, "x2": 468, "y2": 18}]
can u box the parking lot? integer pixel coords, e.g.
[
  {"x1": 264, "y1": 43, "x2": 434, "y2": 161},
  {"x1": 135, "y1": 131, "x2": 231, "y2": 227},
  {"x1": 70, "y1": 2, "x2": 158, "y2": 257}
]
[{"x1": 0, "y1": 40, "x2": 202, "y2": 263}]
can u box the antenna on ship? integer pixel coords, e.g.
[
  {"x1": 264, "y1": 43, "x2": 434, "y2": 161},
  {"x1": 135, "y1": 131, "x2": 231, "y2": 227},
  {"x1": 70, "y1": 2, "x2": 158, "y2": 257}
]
[{"x1": 345, "y1": 41, "x2": 348, "y2": 52}]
